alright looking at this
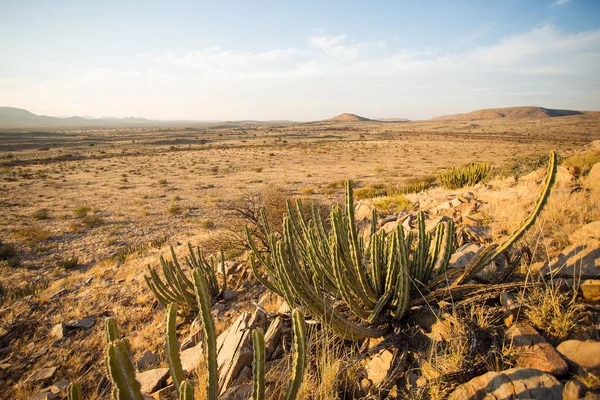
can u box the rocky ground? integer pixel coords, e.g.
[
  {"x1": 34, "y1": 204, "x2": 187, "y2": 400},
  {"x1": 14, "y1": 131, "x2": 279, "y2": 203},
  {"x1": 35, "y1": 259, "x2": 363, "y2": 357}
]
[{"x1": 0, "y1": 127, "x2": 599, "y2": 399}]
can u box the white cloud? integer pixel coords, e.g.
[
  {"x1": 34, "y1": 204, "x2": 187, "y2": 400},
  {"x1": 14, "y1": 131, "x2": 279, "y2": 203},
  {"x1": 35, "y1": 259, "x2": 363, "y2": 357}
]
[{"x1": 553, "y1": 0, "x2": 570, "y2": 6}]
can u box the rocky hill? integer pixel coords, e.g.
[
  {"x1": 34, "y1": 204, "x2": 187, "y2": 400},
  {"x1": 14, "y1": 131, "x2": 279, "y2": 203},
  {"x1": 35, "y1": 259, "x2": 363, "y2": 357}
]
[
  {"x1": 433, "y1": 106, "x2": 583, "y2": 121},
  {"x1": 328, "y1": 113, "x2": 373, "y2": 122}
]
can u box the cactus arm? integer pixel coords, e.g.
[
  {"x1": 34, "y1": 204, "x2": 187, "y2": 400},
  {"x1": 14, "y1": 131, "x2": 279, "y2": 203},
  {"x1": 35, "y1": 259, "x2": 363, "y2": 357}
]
[
  {"x1": 165, "y1": 304, "x2": 186, "y2": 392},
  {"x1": 252, "y1": 329, "x2": 266, "y2": 400},
  {"x1": 67, "y1": 382, "x2": 83, "y2": 400},
  {"x1": 453, "y1": 150, "x2": 557, "y2": 286},
  {"x1": 105, "y1": 340, "x2": 144, "y2": 400},
  {"x1": 283, "y1": 310, "x2": 307, "y2": 400},
  {"x1": 179, "y1": 380, "x2": 195, "y2": 400},
  {"x1": 192, "y1": 270, "x2": 218, "y2": 400},
  {"x1": 105, "y1": 317, "x2": 120, "y2": 343}
]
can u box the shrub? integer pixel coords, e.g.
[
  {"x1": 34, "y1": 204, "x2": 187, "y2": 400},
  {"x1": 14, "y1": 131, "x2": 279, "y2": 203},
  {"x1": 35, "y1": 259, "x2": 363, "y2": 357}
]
[
  {"x1": 199, "y1": 218, "x2": 216, "y2": 230},
  {"x1": 32, "y1": 208, "x2": 50, "y2": 220},
  {"x1": 370, "y1": 194, "x2": 412, "y2": 215},
  {"x1": 12, "y1": 226, "x2": 51, "y2": 245},
  {"x1": 354, "y1": 184, "x2": 386, "y2": 199},
  {"x1": 0, "y1": 241, "x2": 17, "y2": 260},
  {"x1": 563, "y1": 149, "x2": 600, "y2": 175},
  {"x1": 56, "y1": 256, "x2": 79, "y2": 269},
  {"x1": 496, "y1": 153, "x2": 548, "y2": 178},
  {"x1": 82, "y1": 214, "x2": 104, "y2": 228},
  {"x1": 438, "y1": 161, "x2": 492, "y2": 189},
  {"x1": 150, "y1": 234, "x2": 169, "y2": 248},
  {"x1": 168, "y1": 203, "x2": 182, "y2": 216},
  {"x1": 74, "y1": 205, "x2": 91, "y2": 218}
]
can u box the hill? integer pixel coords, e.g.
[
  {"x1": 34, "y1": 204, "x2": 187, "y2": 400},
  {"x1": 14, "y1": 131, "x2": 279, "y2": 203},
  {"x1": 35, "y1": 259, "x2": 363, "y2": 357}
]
[
  {"x1": 375, "y1": 117, "x2": 410, "y2": 122},
  {"x1": 432, "y1": 106, "x2": 583, "y2": 121},
  {"x1": 328, "y1": 113, "x2": 373, "y2": 122},
  {"x1": 0, "y1": 107, "x2": 153, "y2": 129}
]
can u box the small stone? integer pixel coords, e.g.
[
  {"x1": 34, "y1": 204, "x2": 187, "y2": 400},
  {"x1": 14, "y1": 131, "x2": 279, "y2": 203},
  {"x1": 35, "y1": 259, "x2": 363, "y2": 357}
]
[
  {"x1": 66, "y1": 316, "x2": 96, "y2": 329},
  {"x1": 222, "y1": 290, "x2": 240, "y2": 300},
  {"x1": 425, "y1": 216, "x2": 451, "y2": 232},
  {"x1": 563, "y1": 378, "x2": 589, "y2": 400},
  {"x1": 151, "y1": 385, "x2": 175, "y2": 400},
  {"x1": 462, "y1": 215, "x2": 482, "y2": 226},
  {"x1": 180, "y1": 343, "x2": 204, "y2": 373},
  {"x1": 137, "y1": 351, "x2": 160, "y2": 371},
  {"x1": 220, "y1": 384, "x2": 253, "y2": 400},
  {"x1": 136, "y1": 368, "x2": 169, "y2": 394},
  {"x1": 581, "y1": 280, "x2": 600, "y2": 301},
  {"x1": 500, "y1": 292, "x2": 518, "y2": 327},
  {"x1": 211, "y1": 303, "x2": 226, "y2": 315},
  {"x1": 365, "y1": 349, "x2": 393, "y2": 385},
  {"x1": 569, "y1": 221, "x2": 600, "y2": 245},
  {"x1": 50, "y1": 324, "x2": 66, "y2": 339},
  {"x1": 49, "y1": 379, "x2": 69, "y2": 393},
  {"x1": 449, "y1": 198, "x2": 462, "y2": 208},
  {"x1": 26, "y1": 367, "x2": 57, "y2": 383}
]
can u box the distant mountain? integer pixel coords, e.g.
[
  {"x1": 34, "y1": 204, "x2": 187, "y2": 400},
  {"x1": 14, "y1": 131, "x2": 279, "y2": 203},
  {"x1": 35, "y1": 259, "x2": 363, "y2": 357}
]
[
  {"x1": 375, "y1": 117, "x2": 410, "y2": 122},
  {"x1": 328, "y1": 113, "x2": 373, "y2": 122},
  {"x1": 0, "y1": 107, "x2": 156, "y2": 129},
  {"x1": 432, "y1": 106, "x2": 583, "y2": 121}
]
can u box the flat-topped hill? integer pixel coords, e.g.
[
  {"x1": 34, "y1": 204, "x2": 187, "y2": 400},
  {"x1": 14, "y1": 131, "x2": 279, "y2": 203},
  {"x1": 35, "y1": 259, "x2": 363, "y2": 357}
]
[{"x1": 432, "y1": 106, "x2": 583, "y2": 121}]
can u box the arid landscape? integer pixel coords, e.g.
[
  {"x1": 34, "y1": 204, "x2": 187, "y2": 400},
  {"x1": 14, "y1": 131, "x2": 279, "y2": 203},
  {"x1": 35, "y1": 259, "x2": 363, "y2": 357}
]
[{"x1": 0, "y1": 105, "x2": 599, "y2": 399}]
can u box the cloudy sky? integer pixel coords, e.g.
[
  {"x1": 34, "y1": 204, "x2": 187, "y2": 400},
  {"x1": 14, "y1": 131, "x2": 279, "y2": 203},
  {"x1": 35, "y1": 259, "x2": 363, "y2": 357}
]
[{"x1": 1, "y1": 0, "x2": 599, "y2": 120}]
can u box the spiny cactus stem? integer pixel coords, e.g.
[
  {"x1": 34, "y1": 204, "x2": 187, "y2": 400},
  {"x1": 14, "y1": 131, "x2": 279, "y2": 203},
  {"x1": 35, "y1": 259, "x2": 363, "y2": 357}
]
[
  {"x1": 252, "y1": 329, "x2": 266, "y2": 400},
  {"x1": 283, "y1": 310, "x2": 307, "y2": 400}
]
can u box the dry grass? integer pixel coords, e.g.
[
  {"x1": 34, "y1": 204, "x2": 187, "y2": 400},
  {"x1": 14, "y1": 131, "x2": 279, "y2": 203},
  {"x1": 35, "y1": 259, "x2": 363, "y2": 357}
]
[
  {"x1": 371, "y1": 195, "x2": 412, "y2": 216},
  {"x1": 563, "y1": 148, "x2": 600, "y2": 174}
]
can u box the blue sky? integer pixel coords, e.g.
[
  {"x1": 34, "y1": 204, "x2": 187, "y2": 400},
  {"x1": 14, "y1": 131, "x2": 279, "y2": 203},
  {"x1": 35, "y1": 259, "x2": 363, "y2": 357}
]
[{"x1": 1, "y1": 0, "x2": 599, "y2": 120}]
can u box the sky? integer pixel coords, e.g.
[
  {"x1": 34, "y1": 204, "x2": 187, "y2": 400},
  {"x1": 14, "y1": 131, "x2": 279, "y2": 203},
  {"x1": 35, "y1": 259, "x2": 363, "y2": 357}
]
[{"x1": 1, "y1": 0, "x2": 600, "y2": 121}]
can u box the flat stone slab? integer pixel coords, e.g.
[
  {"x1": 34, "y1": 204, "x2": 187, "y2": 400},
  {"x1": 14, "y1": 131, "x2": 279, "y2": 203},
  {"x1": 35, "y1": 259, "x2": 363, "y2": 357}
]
[
  {"x1": 556, "y1": 340, "x2": 600, "y2": 377},
  {"x1": 505, "y1": 322, "x2": 568, "y2": 376},
  {"x1": 136, "y1": 367, "x2": 169, "y2": 394},
  {"x1": 26, "y1": 367, "x2": 57, "y2": 383}
]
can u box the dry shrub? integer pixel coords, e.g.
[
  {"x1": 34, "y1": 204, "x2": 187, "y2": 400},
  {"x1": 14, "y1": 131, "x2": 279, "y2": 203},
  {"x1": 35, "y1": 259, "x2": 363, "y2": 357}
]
[
  {"x1": 563, "y1": 148, "x2": 600, "y2": 174},
  {"x1": 12, "y1": 226, "x2": 51, "y2": 245},
  {"x1": 371, "y1": 195, "x2": 412, "y2": 216}
]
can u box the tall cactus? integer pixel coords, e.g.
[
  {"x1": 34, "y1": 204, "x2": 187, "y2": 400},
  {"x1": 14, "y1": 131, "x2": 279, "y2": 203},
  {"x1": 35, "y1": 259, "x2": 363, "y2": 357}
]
[
  {"x1": 67, "y1": 382, "x2": 83, "y2": 400},
  {"x1": 453, "y1": 150, "x2": 557, "y2": 285},
  {"x1": 179, "y1": 380, "x2": 195, "y2": 400},
  {"x1": 145, "y1": 244, "x2": 226, "y2": 313},
  {"x1": 283, "y1": 309, "x2": 307, "y2": 400},
  {"x1": 166, "y1": 303, "x2": 186, "y2": 392},
  {"x1": 192, "y1": 269, "x2": 218, "y2": 400},
  {"x1": 252, "y1": 329, "x2": 266, "y2": 400},
  {"x1": 105, "y1": 339, "x2": 144, "y2": 400}
]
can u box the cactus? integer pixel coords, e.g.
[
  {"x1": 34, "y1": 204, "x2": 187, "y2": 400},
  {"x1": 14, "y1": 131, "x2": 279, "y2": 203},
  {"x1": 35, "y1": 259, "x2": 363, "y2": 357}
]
[
  {"x1": 67, "y1": 382, "x2": 83, "y2": 400},
  {"x1": 105, "y1": 339, "x2": 144, "y2": 400},
  {"x1": 453, "y1": 150, "x2": 557, "y2": 285},
  {"x1": 192, "y1": 269, "x2": 218, "y2": 400},
  {"x1": 247, "y1": 181, "x2": 454, "y2": 339},
  {"x1": 252, "y1": 329, "x2": 266, "y2": 400},
  {"x1": 105, "y1": 317, "x2": 120, "y2": 343},
  {"x1": 179, "y1": 380, "x2": 195, "y2": 400},
  {"x1": 438, "y1": 161, "x2": 492, "y2": 189},
  {"x1": 166, "y1": 303, "x2": 186, "y2": 392},
  {"x1": 145, "y1": 244, "x2": 226, "y2": 313},
  {"x1": 283, "y1": 309, "x2": 307, "y2": 400}
]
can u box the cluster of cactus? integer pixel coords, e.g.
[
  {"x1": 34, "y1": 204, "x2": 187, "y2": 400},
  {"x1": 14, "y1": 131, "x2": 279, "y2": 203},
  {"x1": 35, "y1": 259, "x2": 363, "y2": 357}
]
[
  {"x1": 144, "y1": 244, "x2": 226, "y2": 313},
  {"x1": 438, "y1": 161, "x2": 492, "y2": 189},
  {"x1": 247, "y1": 180, "x2": 454, "y2": 339},
  {"x1": 88, "y1": 266, "x2": 307, "y2": 400},
  {"x1": 248, "y1": 151, "x2": 557, "y2": 340}
]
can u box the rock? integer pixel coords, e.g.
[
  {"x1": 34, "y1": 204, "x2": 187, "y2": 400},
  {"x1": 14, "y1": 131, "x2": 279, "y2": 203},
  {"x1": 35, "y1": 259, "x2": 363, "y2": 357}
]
[
  {"x1": 407, "y1": 309, "x2": 438, "y2": 331},
  {"x1": 449, "y1": 243, "x2": 482, "y2": 269},
  {"x1": 50, "y1": 324, "x2": 66, "y2": 339},
  {"x1": 462, "y1": 215, "x2": 483, "y2": 226},
  {"x1": 49, "y1": 379, "x2": 70, "y2": 393},
  {"x1": 211, "y1": 303, "x2": 227, "y2": 315},
  {"x1": 258, "y1": 291, "x2": 285, "y2": 313},
  {"x1": 136, "y1": 368, "x2": 169, "y2": 394},
  {"x1": 570, "y1": 222, "x2": 600, "y2": 246},
  {"x1": 355, "y1": 202, "x2": 375, "y2": 221},
  {"x1": 555, "y1": 166, "x2": 575, "y2": 187},
  {"x1": 505, "y1": 176, "x2": 517, "y2": 187},
  {"x1": 277, "y1": 300, "x2": 291, "y2": 314},
  {"x1": 30, "y1": 393, "x2": 58, "y2": 400},
  {"x1": 454, "y1": 201, "x2": 478, "y2": 216},
  {"x1": 220, "y1": 383, "x2": 253, "y2": 400},
  {"x1": 66, "y1": 316, "x2": 96, "y2": 329},
  {"x1": 402, "y1": 215, "x2": 414, "y2": 232},
  {"x1": 505, "y1": 322, "x2": 568, "y2": 376},
  {"x1": 381, "y1": 219, "x2": 400, "y2": 234},
  {"x1": 151, "y1": 385, "x2": 175, "y2": 400},
  {"x1": 222, "y1": 290, "x2": 240, "y2": 300},
  {"x1": 25, "y1": 367, "x2": 57, "y2": 383},
  {"x1": 458, "y1": 225, "x2": 493, "y2": 244},
  {"x1": 563, "y1": 378, "x2": 592, "y2": 400},
  {"x1": 420, "y1": 359, "x2": 441, "y2": 381},
  {"x1": 136, "y1": 350, "x2": 160, "y2": 371},
  {"x1": 581, "y1": 280, "x2": 600, "y2": 301},
  {"x1": 264, "y1": 316, "x2": 284, "y2": 361},
  {"x1": 585, "y1": 163, "x2": 600, "y2": 191},
  {"x1": 425, "y1": 216, "x2": 452, "y2": 232},
  {"x1": 500, "y1": 292, "x2": 518, "y2": 327},
  {"x1": 435, "y1": 201, "x2": 452, "y2": 212},
  {"x1": 542, "y1": 244, "x2": 600, "y2": 277},
  {"x1": 365, "y1": 349, "x2": 393, "y2": 385},
  {"x1": 449, "y1": 198, "x2": 462, "y2": 208},
  {"x1": 448, "y1": 367, "x2": 563, "y2": 400},
  {"x1": 180, "y1": 343, "x2": 204, "y2": 374},
  {"x1": 557, "y1": 340, "x2": 600, "y2": 378}
]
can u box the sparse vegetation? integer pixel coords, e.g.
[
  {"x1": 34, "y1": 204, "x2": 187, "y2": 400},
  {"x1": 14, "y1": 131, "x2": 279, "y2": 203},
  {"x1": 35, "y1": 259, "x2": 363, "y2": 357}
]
[
  {"x1": 563, "y1": 148, "x2": 600, "y2": 175},
  {"x1": 438, "y1": 161, "x2": 492, "y2": 189},
  {"x1": 56, "y1": 256, "x2": 79, "y2": 269},
  {"x1": 74, "y1": 205, "x2": 91, "y2": 218},
  {"x1": 32, "y1": 208, "x2": 50, "y2": 220},
  {"x1": 370, "y1": 194, "x2": 412, "y2": 215}
]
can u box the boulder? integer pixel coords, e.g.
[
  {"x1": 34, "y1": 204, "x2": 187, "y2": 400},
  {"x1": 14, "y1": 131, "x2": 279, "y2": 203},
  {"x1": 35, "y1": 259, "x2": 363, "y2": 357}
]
[
  {"x1": 220, "y1": 384, "x2": 253, "y2": 400},
  {"x1": 556, "y1": 340, "x2": 600, "y2": 378},
  {"x1": 425, "y1": 216, "x2": 452, "y2": 232},
  {"x1": 449, "y1": 243, "x2": 482, "y2": 269},
  {"x1": 355, "y1": 202, "x2": 375, "y2": 221},
  {"x1": 25, "y1": 367, "x2": 57, "y2": 383},
  {"x1": 50, "y1": 324, "x2": 66, "y2": 340},
  {"x1": 448, "y1": 367, "x2": 564, "y2": 400},
  {"x1": 458, "y1": 225, "x2": 493, "y2": 244},
  {"x1": 136, "y1": 350, "x2": 160, "y2": 371},
  {"x1": 66, "y1": 316, "x2": 96, "y2": 329},
  {"x1": 581, "y1": 280, "x2": 600, "y2": 301},
  {"x1": 505, "y1": 322, "x2": 568, "y2": 376},
  {"x1": 180, "y1": 343, "x2": 204, "y2": 373},
  {"x1": 263, "y1": 316, "x2": 284, "y2": 361},
  {"x1": 585, "y1": 163, "x2": 600, "y2": 191}
]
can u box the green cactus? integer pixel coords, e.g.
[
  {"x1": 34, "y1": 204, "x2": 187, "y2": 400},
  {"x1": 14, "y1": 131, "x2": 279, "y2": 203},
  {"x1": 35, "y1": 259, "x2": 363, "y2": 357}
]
[
  {"x1": 105, "y1": 317, "x2": 120, "y2": 343},
  {"x1": 179, "y1": 380, "x2": 195, "y2": 400},
  {"x1": 166, "y1": 303, "x2": 186, "y2": 392},
  {"x1": 453, "y1": 150, "x2": 557, "y2": 285},
  {"x1": 252, "y1": 329, "x2": 266, "y2": 400},
  {"x1": 247, "y1": 181, "x2": 454, "y2": 339},
  {"x1": 192, "y1": 269, "x2": 218, "y2": 400},
  {"x1": 438, "y1": 161, "x2": 492, "y2": 189},
  {"x1": 284, "y1": 309, "x2": 307, "y2": 400},
  {"x1": 144, "y1": 244, "x2": 226, "y2": 313},
  {"x1": 67, "y1": 382, "x2": 83, "y2": 400},
  {"x1": 105, "y1": 339, "x2": 144, "y2": 400}
]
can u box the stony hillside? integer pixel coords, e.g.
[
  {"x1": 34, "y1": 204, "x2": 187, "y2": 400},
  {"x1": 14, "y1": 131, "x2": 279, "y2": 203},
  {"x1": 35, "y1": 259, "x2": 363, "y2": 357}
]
[
  {"x1": 328, "y1": 113, "x2": 373, "y2": 122},
  {"x1": 433, "y1": 106, "x2": 583, "y2": 121}
]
